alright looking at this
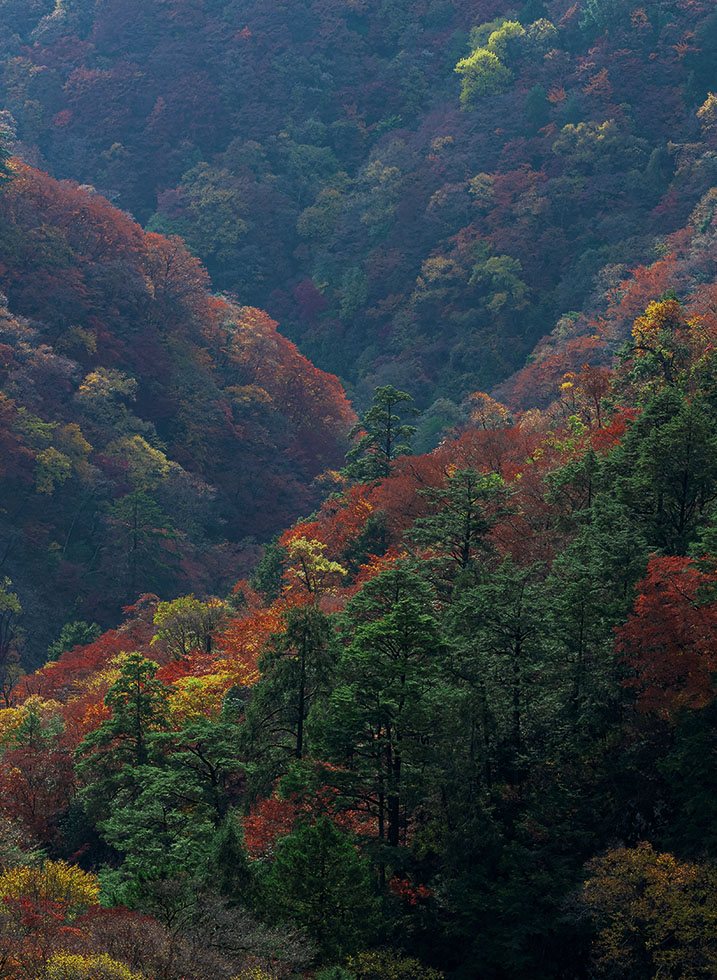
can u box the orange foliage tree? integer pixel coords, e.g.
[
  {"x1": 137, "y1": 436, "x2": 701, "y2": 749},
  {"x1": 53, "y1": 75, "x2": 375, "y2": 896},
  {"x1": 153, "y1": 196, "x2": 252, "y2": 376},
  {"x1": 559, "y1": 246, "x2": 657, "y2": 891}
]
[{"x1": 616, "y1": 556, "x2": 717, "y2": 717}]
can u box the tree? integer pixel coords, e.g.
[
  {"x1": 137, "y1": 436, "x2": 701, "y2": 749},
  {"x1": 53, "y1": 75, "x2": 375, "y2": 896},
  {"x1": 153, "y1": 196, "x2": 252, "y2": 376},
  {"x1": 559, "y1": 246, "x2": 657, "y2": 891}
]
[
  {"x1": 455, "y1": 48, "x2": 511, "y2": 106},
  {"x1": 97, "y1": 769, "x2": 217, "y2": 901},
  {"x1": 242, "y1": 606, "x2": 334, "y2": 796},
  {"x1": 446, "y1": 559, "x2": 551, "y2": 775},
  {"x1": 207, "y1": 811, "x2": 254, "y2": 905},
  {"x1": 616, "y1": 556, "x2": 717, "y2": 717},
  {"x1": 661, "y1": 699, "x2": 717, "y2": 860},
  {"x1": 469, "y1": 252, "x2": 530, "y2": 314},
  {"x1": 47, "y1": 621, "x2": 102, "y2": 660},
  {"x1": 525, "y1": 83, "x2": 550, "y2": 131},
  {"x1": 151, "y1": 595, "x2": 226, "y2": 659},
  {"x1": 611, "y1": 388, "x2": 717, "y2": 555},
  {"x1": 282, "y1": 537, "x2": 347, "y2": 599},
  {"x1": 0, "y1": 579, "x2": 21, "y2": 698},
  {"x1": 579, "y1": 843, "x2": 717, "y2": 979},
  {"x1": 312, "y1": 565, "x2": 443, "y2": 851},
  {"x1": 151, "y1": 163, "x2": 249, "y2": 289},
  {"x1": 104, "y1": 491, "x2": 180, "y2": 600},
  {"x1": 264, "y1": 816, "x2": 377, "y2": 961},
  {"x1": 579, "y1": 0, "x2": 631, "y2": 37},
  {"x1": 92, "y1": 709, "x2": 246, "y2": 909},
  {"x1": 345, "y1": 386, "x2": 417, "y2": 480},
  {"x1": 0, "y1": 736, "x2": 75, "y2": 844},
  {"x1": 454, "y1": 22, "x2": 522, "y2": 109},
  {"x1": 76, "y1": 654, "x2": 168, "y2": 820},
  {"x1": 542, "y1": 539, "x2": 625, "y2": 730},
  {"x1": 629, "y1": 298, "x2": 688, "y2": 386},
  {"x1": 409, "y1": 468, "x2": 511, "y2": 575},
  {"x1": 250, "y1": 535, "x2": 287, "y2": 601}
]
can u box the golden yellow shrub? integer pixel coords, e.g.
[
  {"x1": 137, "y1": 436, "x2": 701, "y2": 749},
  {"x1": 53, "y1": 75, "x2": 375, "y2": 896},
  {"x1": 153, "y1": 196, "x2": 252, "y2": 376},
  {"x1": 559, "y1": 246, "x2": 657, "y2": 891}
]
[{"x1": 0, "y1": 859, "x2": 100, "y2": 911}]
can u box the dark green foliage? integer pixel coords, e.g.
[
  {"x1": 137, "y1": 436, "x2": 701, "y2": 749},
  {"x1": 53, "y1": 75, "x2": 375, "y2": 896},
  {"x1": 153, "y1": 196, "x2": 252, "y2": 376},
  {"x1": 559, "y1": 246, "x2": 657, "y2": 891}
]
[
  {"x1": 579, "y1": 0, "x2": 631, "y2": 37},
  {"x1": 447, "y1": 559, "x2": 553, "y2": 772},
  {"x1": 75, "y1": 654, "x2": 169, "y2": 821},
  {"x1": 345, "y1": 386, "x2": 418, "y2": 480},
  {"x1": 79, "y1": 671, "x2": 247, "y2": 905},
  {"x1": 409, "y1": 468, "x2": 511, "y2": 577},
  {"x1": 524, "y1": 83, "x2": 549, "y2": 131},
  {"x1": 661, "y1": 701, "x2": 717, "y2": 860},
  {"x1": 312, "y1": 564, "x2": 443, "y2": 850},
  {"x1": 611, "y1": 389, "x2": 717, "y2": 555},
  {"x1": 264, "y1": 816, "x2": 378, "y2": 961},
  {"x1": 47, "y1": 620, "x2": 102, "y2": 660},
  {"x1": 208, "y1": 811, "x2": 255, "y2": 905},
  {"x1": 250, "y1": 535, "x2": 288, "y2": 602},
  {"x1": 342, "y1": 510, "x2": 389, "y2": 573},
  {"x1": 105, "y1": 491, "x2": 181, "y2": 599},
  {"x1": 79, "y1": 653, "x2": 168, "y2": 768},
  {"x1": 518, "y1": 0, "x2": 549, "y2": 22},
  {"x1": 96, "y1": 766, "x2": 216, "y2": 899},
  {"x1": 242, "y1": 605, "x2": 335, "y2": 796},
  {"x1": 316, "y1": 968, "x2": 355, "y2": 980}
]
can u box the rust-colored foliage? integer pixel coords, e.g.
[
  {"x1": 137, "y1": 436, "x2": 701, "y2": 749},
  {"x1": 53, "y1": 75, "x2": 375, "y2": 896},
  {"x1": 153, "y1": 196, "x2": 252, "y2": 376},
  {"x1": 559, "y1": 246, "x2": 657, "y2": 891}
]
[{"x1": 617, "y1": 556, "x2": 717, "y2": 717}]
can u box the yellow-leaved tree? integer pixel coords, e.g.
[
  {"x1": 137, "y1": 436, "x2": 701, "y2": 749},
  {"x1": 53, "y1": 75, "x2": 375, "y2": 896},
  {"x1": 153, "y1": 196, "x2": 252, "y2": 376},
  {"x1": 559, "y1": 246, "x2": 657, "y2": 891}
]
[{"x1": 580, "y1": 842, "x2": 717, "y2": 978}]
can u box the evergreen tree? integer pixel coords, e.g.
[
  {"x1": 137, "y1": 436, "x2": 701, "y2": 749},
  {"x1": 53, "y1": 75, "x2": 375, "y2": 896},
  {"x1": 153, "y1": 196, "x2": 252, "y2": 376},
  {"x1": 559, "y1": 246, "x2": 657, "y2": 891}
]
[
  {"x1": 312, "y1": 565, "x2": 443, "y2": 852},
  {"x1": 264, "y1": 816, "x2": 377, "y2": 961},
  {"x1": 243, "y1": 606, "x2": 334, "y2": 795},
  {"x1": 446, "y1": 559, "x2": 551, "y2": 775},
  {"x1": 611, "y1": 388, "x2": 717, "y2": 554},
  {"x1": 250, "y1": 535, "x2": 288, "y2": 601},
  {"x1": 75, "y1": 654, "x2": 168, "y2": 820},
  {"x1": 207, "y1": 810, "x2": 255, "y2": 904},
  {"x1": 78, "y1": 653, "x2": 168, "y2": 769},
  {"x1": 91, "y1": 714, "x2": 245, "y2": 904},
  {"x1": 105, "y1": 491, "x2": 180, "y2": 600},
  {"x1": 47, "y1": 620, "x2": 102, "y2": 660},
  {"x1": 410, "y1": 468, "x2": 511, "y2": 577},
  {"x1": 345, "y1": 386, "x2": 418, "y2": 480}
]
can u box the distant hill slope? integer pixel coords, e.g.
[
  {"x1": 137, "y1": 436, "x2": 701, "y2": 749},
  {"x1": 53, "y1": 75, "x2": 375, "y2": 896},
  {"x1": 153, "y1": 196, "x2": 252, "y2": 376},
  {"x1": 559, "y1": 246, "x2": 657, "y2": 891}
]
[
  {"x1": 2, "y1": 0, "x2": 717, "y2": 417},
  {"x1": 0, "y1": 164, "x2": 353, "y2": 664}
]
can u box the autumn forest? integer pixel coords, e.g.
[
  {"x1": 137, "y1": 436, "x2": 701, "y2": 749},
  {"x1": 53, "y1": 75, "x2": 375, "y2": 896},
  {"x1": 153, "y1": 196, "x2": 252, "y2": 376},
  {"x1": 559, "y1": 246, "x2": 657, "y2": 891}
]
[{"x1": 1, "y1": 1, "x2": 717, "y2": 978}]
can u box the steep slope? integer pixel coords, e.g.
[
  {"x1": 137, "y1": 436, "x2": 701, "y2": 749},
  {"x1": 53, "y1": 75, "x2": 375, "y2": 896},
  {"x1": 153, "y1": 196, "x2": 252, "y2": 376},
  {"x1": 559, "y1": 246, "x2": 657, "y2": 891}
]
[
  {"x1": 0, "y1": 164, "x2": 353, "y2": 663},
  {"x1": 496, "y1": 181, "x2": 717, "y2": 407},
  {"x1": 2, "y1": 0, "x2": 717, "y2": 417},
  {"x1": 6, "y1": 276, "x2": 717, "y2": 978}
]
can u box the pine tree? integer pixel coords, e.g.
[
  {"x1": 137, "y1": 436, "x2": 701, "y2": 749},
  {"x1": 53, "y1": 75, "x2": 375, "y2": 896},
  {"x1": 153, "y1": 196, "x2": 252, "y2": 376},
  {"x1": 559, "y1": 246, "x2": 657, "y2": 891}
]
[
  {"x1": 264, "y1": 816, "x2": 377, "y2": 961},
  {"x1": 344, "y1": 386, "x2": 418, "y2": 480}
]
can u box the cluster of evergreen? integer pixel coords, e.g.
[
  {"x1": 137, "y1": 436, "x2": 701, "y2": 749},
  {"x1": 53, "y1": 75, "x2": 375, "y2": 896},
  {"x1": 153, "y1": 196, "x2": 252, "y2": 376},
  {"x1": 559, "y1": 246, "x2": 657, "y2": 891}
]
[{"x1": 3, "y1": 295, "x2": 717, "y2": 979}]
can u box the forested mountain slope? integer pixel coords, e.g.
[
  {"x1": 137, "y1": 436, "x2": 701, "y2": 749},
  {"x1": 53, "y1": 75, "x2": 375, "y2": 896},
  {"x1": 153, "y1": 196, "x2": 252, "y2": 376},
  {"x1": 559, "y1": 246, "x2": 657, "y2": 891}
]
[
  {"x1": 2, "y1": 0, "x2": 717, "y2": 417},
  {"x1": 4, "y1": 2, "x2": 717, "y2": 979},
  {"x1": 496, "y1": 173, "x2": 717, "y2": 406},
  {"x1": 0, "y1": 163, "x2": 353, "y2": 664},
  {"x1": 4, "y1": 283, "x2": 717, "y2": 979}
]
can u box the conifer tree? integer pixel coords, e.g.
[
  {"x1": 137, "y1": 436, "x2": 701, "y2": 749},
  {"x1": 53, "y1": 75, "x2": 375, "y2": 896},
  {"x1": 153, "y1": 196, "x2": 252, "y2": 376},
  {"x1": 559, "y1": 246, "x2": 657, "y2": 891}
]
[
  {"x1": 345, "y1": 386, "x2": 417, "y2": 480},
  {"x1": 265, "y1": 816, "x2": 377, "y2": 961}
]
